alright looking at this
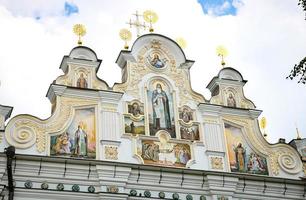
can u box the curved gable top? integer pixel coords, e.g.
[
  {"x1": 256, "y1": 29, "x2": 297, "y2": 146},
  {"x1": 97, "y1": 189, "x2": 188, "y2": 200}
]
[
  {"x1": 218, "y1": 67, "x2": 245, "y2": 82},
  {"x1": 132, "y1": 33, "x2": 190, "y2": 65},
  {"x1": 69, "y1": 46, "x2": 98, "y2": 61}
]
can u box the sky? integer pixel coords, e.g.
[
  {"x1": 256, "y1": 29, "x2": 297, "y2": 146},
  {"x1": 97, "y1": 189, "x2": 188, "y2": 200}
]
[{"x1": 0, "y1": 0, "x2": 305, "y2": 143}]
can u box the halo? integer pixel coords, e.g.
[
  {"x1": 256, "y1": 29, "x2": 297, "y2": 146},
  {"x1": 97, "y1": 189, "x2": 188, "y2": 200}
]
[
  {"x1": 151, "y1": 80, "x2": 166, "y2": 91},
  {"x1": 119, "y1": 28, "x2": 132, "y2": 41}
]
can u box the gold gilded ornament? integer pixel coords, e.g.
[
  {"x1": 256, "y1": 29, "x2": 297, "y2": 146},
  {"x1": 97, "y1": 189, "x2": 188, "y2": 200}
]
[
  {"x1": 176, "y1": 37, "x2": 187, "y2": 49},
  {"x1": 260, "y1": 117, "x2": 267, "y2": 138},
  {"x1": 119, "y1": 28, "x2": 132, "y2": 50},
  {"x1": 216, "y1": 45, "x2": 228, "y2": 67},
  {"x1": 143, "y1": 10, "x2": 158, "y2": 32},
  {"x1": 73, "y1": 24, "x2": 86, "y2": 45}
]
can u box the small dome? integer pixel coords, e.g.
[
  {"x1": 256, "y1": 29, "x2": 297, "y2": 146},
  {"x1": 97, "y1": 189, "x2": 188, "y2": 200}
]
[
  {"x1": 218, "y1": 67, "x2": 244, "y2": 82},
  {"x1": 69, "y1": 46, "x2": 98, "y2": 61}
]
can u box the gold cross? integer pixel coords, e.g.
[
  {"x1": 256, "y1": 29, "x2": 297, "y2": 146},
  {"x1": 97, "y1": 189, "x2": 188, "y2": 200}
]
[{"x1": 126, "y1": 11, "x2": 146, "y2": 37}]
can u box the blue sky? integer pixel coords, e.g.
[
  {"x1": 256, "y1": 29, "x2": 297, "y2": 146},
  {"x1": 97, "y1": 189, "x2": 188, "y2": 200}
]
[
  {"x1": 197, "y1": 0, "x2": 239, "y2": 16},
  {"x1": 64, "y1": 1, "x2": 79, "y2": 17}
]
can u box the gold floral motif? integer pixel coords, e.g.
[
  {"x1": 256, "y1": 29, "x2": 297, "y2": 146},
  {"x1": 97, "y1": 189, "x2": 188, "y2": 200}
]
[
  {"x1": 303, "y1": 162, "x2": 306, "y2": 176},
  {"x1": 211, "y1": 157, "x2": 223, "y2": 170},
  {"x1": 105, "y1": 146, "x2": 118, "y2": 160}
]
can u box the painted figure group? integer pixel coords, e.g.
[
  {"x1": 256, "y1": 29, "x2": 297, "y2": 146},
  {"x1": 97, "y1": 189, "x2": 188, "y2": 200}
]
[
  {"x1": 52, "y1": 123, "x2": 88, "y2": 157},
  {"x1": 233, "y1": 143, "x2": 267, "y2": 173},
  {"x1": 142, "y1": 142, "x2": 190, "y2": 166}
]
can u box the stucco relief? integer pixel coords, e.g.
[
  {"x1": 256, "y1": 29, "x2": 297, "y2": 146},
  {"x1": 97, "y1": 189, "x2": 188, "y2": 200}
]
[
  {"x1": 210, "y1": 156, "x2": 224, "y2": 170},
  {"x1": 5, "y1": 97, "x2": 97, "y2": 153},
  {"x1": 113, "y1": 39, "x2": 205, "y2": 106}
]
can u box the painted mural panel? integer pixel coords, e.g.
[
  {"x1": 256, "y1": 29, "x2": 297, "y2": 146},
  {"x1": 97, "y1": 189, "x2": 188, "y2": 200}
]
[
  {"x1": 180, "y1": 124, "x2": 200, "y2": 141},
  {"x1": 124, "y1": 116, "x2": 145, "y2": 135},
  {"x1": 50, "y1": 108, "x2": 96, "y2": 158},
  {"x1": 147, "y1": 80, "x2": 176, "y2": 138},
  {"x1": 128, "y1": 102, "x2": 144, "y2": 117},
  {"x1": 137, "y1": 132, "x2": 191, "y2": 167},
  {"x1": 225, "y1": 123, "x2": 268, "y2": 175},
  {"x1": 179, "y1": 107, "x2": 193, "y2": 123}
]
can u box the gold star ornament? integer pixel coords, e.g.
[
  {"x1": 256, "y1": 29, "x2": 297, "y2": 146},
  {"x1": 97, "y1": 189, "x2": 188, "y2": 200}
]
[
  {"x1": 143, "y1": 10, "x2": 158, "y2": 32},
  {"x1": 216, "y1": 45, "x2": 228, "y2": 67},
  {"x1": 119, "y1": 28, "x2": 132, "y2": 50},
  {"x1": 73, "y1": 24, "x2": 86, "y2": 45}
]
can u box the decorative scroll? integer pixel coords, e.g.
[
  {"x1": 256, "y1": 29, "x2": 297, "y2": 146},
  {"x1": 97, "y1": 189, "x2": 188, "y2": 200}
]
[{"x1": 5, "y1": 97, "x2": 97, "y2": 153}]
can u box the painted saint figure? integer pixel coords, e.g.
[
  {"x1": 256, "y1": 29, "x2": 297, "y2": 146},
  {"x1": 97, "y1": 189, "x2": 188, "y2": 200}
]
[
  {"x1": 150, "y1": 54, "x2": 164, "y2": 68},
  {"x1": 234, "y1": 143, "x2": 245, "y2": 171},
  {"x1": 74, "y1": 124, "x2": 88, "y2": 157},
  {"x1": 179, "y1": 108, "x2": 193, "y2": 123},
  {"x1": 77, "y1": 73, "x2": 88, "y2": 88},
  {"x1": 227, "y1": 93, "x2": 236, "y2": 107},
  {"x1": 129, "y1": 102, "x2": 142, "y2": 117},
  {"x1": 152, "y1": 84, "x2": 171, "y2": 130}
]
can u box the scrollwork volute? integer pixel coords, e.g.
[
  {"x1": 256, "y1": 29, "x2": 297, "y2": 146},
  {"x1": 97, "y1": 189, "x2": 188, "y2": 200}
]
[
  {"x1": 277, "y1": 151, "x2": 301, "y2": 174},
  {"x1": 5, "y1": 97, "x2": 97, "y2": 153}
]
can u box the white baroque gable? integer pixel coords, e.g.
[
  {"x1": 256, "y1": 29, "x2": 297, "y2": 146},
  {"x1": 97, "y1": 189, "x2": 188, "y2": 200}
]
[{"x1": 0, "y1": 33, "x2": 304, "y2": 182}]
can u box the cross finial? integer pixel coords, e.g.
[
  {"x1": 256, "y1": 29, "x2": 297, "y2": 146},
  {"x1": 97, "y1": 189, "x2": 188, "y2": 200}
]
[
  {"x1": 73, "y1": 24, "x2": 86, "y2": 45},
  {"x1": 216, "y1": 45, "x2": 228, "y2": 67},
  {"x1": 295, "y1": 123, "x2": 302, "y2": 140},
  {"x1": 126, "y1": 11, "x2": 147, "y2": 37}
]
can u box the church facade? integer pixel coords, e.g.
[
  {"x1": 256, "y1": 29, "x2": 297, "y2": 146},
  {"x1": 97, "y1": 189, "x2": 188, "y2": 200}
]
[{"x1": 0, "y1": 33, "x2": 305, "y2": 200}]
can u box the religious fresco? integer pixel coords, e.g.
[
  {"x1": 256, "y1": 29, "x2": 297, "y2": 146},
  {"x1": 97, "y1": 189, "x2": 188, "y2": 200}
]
[
  {"x1": 50, "y1": 108, "x2": 96, "y2": 158},
  {"x1": 180, "y1": 124, "x2": 200, "y2": 141},
  {"x1": 128, "y1": 102, "x2": 144, "y2": 117},
  {"x1": 225, "y1": 123, "x2": 268, "y2": 175},
  {"x1": 137, "y1": 132, "x2": 191, "y2": 167},
  {"x1": 226, "y1": 93, "x2": 236, "y2": 107},
  {"x1": 76, "y1": 72, "x2": 88, "y2": 88},
  {"x1": 124, "y1": 116, "x2": 145, "y2": 135},
  {"x1": 179, "y1": 106, "x2": 193, "y2": 123},
  {"x1": 147, "y1": 53, "x2": 166, "y2": 68},
  {"x1": 147, "y1": 81, "x2": 176, "y2": 138}
]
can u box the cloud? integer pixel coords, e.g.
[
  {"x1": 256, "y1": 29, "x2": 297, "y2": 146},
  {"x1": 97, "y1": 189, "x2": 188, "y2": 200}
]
[
  {"x1": 197, "y1": 0, "x2": 242, "y2": 16},
  {"x1": 0, "y1": 0, "x2": 305, "y2": 143}
]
